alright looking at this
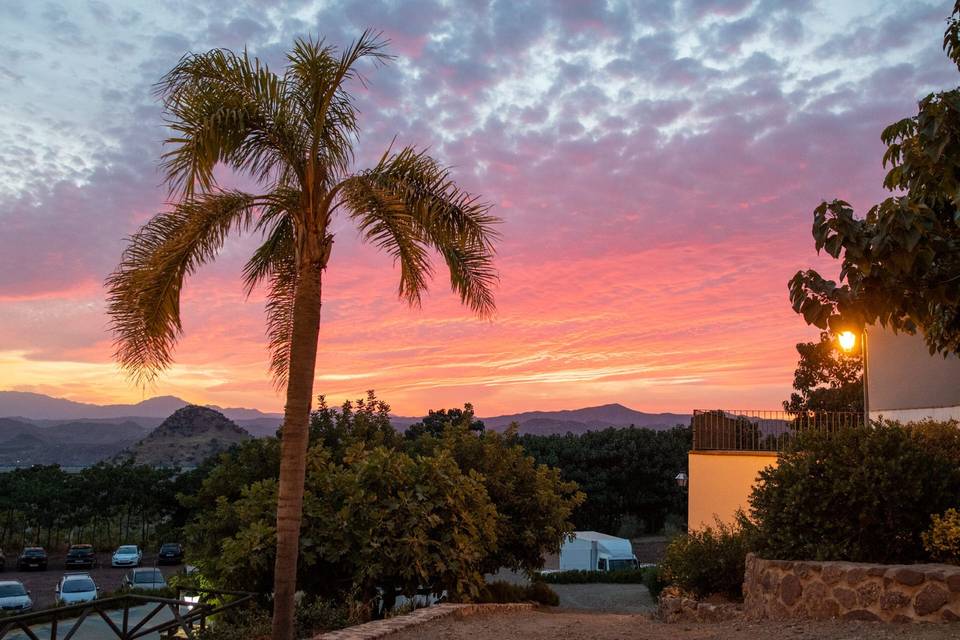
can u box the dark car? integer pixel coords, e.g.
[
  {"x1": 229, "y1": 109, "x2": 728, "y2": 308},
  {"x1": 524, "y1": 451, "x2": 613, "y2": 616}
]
[
  {"x1": 157, "y1": 543, "x2": 184, "y2": 565},
  {"x1": 65, "y1": 544, "x2": 96, "y2": 569},
  {"x1": 16, "y1": 547, "x2": 47, "y2": 571}
]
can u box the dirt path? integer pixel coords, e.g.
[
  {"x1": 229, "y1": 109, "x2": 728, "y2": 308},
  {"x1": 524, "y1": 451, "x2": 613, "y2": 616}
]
[{"x1": 389, "y1": 609, "x2": 960, "y2": 640}]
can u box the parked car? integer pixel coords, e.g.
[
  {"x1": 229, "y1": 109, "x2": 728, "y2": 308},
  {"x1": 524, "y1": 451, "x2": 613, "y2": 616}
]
[
  {"x1": 65, "y1": 544, "x2": 96, "y2": 569},
  {"x1": 55, "y1": 573, "x2": 100, "y2": 605},
  {"x1": 157, "y1": 543, "x2": 184, "y2": 565},
  {"x1": 122, "y1": 568, "x2": 167, "y2": 592},
  {"x1": 16, "y1": 547, "x2": 48, "y2": 571},
  {"x1": 0, "y1": 580, "x2": 32, "y2": 613},
  {"x1": 111, "y1": 545, "x2": 142, "y2": 568}
]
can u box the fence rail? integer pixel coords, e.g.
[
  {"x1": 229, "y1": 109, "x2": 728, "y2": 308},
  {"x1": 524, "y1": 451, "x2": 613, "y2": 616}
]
[
  {"x1": 691, "y1": 410, "x2": 863, "y2": 452},
  {"x1": 0, "y1": 586, "x2": 257, "y2": 640}
]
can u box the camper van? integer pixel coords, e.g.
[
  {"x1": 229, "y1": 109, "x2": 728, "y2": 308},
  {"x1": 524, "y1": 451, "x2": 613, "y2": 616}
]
[{"x1": 559, "y1": 531, "x2": 639, "y2": 572}]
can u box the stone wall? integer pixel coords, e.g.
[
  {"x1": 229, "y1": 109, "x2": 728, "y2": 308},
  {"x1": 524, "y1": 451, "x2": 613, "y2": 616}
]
[{"x1": 743, "y1": 553, "x2": 960, "y2": 623}]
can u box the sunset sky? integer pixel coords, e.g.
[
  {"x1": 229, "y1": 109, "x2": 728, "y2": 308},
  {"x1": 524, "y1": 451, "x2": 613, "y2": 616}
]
[{"x1": 0, "y1": 0, "x2": 955, "y2": 416}]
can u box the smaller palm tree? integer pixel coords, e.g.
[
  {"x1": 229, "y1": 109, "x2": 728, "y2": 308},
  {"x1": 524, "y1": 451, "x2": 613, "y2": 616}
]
[{"x1": 106, "y1": 31, "x2": 499, "y2": 640}]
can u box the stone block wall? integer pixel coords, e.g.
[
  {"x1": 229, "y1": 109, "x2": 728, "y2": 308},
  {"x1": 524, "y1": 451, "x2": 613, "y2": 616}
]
[{"x1": 743, "y1": 553, "x2": 960, "y2": 623}]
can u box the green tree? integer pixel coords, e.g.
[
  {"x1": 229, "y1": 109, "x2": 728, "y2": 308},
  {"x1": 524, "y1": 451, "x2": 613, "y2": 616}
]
[
  {"x1": 520, "y1": 426, "x2": 690, "y2": 535},
  {"x1": 105, "y1": 34, "x2": 499, "y2": 640},
  {"x1": 188, "y1": 445, "x2": 497, "y2": 614},
  {"x1": 309, "y1": 393, "x2": 402, "y2": 460},
  {"x1": 404, "y1": 404, "x2": 484, "y2": 440},
  {"x1": 788, "y1": 4, "x2": 960, "y2": 354},
  {"x1": 783, "y1": 332, "x2": 863, "y2": 414},
  {"x1": 412, "y1": 424, "x2": 584, "y2": 574}
]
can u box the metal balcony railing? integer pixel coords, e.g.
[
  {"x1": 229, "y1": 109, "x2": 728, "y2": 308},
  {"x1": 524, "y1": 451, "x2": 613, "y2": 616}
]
[
  {"x1": 0, "y1": 586, "x2": 257, "y2": 640},
  {"x1": 691, "y1": 409, "x2": 864, "y2": 453}
]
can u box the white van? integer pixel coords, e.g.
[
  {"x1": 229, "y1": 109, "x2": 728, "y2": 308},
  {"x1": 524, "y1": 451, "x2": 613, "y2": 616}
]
[{"x1": 559, "y1": 531, "x2": 639, "y2": 572}]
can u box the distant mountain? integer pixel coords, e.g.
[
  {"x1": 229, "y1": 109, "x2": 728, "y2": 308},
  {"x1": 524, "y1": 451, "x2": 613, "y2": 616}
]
[
  {"x1": 121, "y1": 405, "x2": 252, "y2": 467},
  {"x1": 0, "y1": 391, "x2": 282, "y2": 422},
  {"x1": 0, "y1": 417, "x2": 143, "y2": 466},
  {"x1": 390, "y1": 403, "x2": 691, "y2": 436}
]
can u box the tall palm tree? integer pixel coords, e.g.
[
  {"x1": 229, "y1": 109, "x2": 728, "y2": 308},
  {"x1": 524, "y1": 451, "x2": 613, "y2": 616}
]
[{"x1": 106, "y1": 31, "x2": 499, "y2": 640}]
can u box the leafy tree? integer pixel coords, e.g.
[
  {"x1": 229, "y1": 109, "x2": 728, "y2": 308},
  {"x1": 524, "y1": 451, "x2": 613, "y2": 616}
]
[
  {"x1": 748, "y1": 422, "x2": 960, "y2": 563},
  {"x1": 188, "y1": 445, "x2": 497, "y2": 613},
  {"x1": 520, "y1": 426, "x2": 690, "y2": 535},
  {"x1": 105, "y1": 33, "x2": 499, "y2": 640},
  {"x1": 309, "y1": 392, "x2": 402, "y2": 459},
  {"x1": 788, "y1": 4, "x2": 960, "y2": 354},
  {"x1": 783, "y1": 332, "x2": 863, "y2": 414},
  {"x1": 404, "y1": 404, "x2": 484, "y2": 439},
  {"x1": 411, "y1": 424, "x2": 584, "y2": 574}
]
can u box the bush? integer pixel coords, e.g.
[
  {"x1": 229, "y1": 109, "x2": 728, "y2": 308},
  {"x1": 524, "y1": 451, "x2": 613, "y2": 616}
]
[
  {"x1": 477, "y1": 580, "x2": 559, "y2": 606},
  {"x1": 642, "y1": 565, "x2": 665, "y2": 599},
  {"x1": 659, "y1": 519, "x2": 749, "y2": 600},
  {"x1": 749, "y1": 422, "x2": 960, "y2": 563},
  {"x1": 924, "y1": 508, "x2": 960, "y2": 564},
  {"x1": 295, "y1": 596, "x2": 351, "y2": 635},
  {"x1": 197, "y1": 607, "x2": 271, "y2": 640}
]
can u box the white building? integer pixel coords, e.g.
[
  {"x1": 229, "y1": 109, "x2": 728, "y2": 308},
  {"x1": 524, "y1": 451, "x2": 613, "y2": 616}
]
[{"x1": 867, "y1": 327, "x2": 960, "y2": 423}]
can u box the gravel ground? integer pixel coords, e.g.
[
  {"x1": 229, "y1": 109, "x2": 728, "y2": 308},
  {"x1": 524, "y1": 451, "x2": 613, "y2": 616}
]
[
  {"x1": 549, "y1": 583, "x2": 654, "y2": 613},
  {"x1": 0, "y1": 551, "x2": 184, "y2": 610},
  {"x1": 389, "y1": 609, "x2": 960, "y2": 640}
]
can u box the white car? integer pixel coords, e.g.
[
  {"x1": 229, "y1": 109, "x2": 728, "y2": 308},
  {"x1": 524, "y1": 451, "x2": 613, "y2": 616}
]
[
  {"x1": 56, "y1": 573, "x2": 100, "y2": 605},
  {"x1": 111, "y1": 544, "x2": 142, "y2": 567},
  {"x1": 0, "y1": 580, "x2": 32, "y2": 613}
]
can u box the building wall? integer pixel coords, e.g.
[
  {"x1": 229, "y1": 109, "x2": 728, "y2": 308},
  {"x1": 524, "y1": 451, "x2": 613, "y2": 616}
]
[
  {"x1": 687, "y1": 451, "x2": 778, "y2": 530},
  {"x1": 867, "y1": 328, "x2": 960, "y2": 423}
]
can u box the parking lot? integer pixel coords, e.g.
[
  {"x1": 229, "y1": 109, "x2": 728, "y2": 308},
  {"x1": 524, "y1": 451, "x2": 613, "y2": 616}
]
[{"x1": 1, "y1": 551, "x2": 184, "y2": 610}]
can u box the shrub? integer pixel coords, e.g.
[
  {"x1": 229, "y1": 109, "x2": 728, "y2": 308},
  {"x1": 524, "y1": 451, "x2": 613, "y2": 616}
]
[
  {"x1": 526, "y1": 581, "x2": 560, "y2": 606},
  {"x1": 197, "y1": 607, "x2": 271, "y2": 640},
  {"x1": 924, "y1": 508, "x2": 960, "y2": 564},
  {"x1": 749, "y1": 422, "x2": 960, "y2": 563},
  {"x1": 295, "y1": 596, "x2": 351, "y2": 635},
  {"x1": 642, "y1": 565, "x2": 666, "y2": 599},
  {"x1": 659, "y1": 519, "x2": 749, "y2": 600},
  {"x1": 477, "y1": 580, "x2": 559, "y2": 606}
]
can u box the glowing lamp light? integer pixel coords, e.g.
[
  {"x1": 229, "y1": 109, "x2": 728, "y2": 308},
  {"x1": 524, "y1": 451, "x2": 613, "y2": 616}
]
[{"x1": 837, "y1": 331, "x2": 857, "y2": 352}]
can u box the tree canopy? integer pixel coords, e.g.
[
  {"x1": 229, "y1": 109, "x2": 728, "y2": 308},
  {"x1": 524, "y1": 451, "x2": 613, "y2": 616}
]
[
  {"x1": 783, "y1": 331, "x2": 863, "y2": 414},
  {"x1": 788, "y1": 3, "x2": 960, "y2": 354}
]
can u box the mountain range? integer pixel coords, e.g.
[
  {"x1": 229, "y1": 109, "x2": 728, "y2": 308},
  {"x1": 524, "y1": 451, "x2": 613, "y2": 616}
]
[{"x1": 0, "y1": 391, "x2": 691, "y2": 466}]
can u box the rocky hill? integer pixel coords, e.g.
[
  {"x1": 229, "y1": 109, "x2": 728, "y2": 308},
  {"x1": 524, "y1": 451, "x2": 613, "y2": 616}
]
[{"x1": 121, "y1": 405, "x2": 252, "y2": 467}]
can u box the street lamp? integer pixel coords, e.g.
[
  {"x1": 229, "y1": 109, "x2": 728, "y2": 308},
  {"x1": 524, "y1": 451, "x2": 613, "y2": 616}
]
[
  {"x1": 675, "y1": 472, "x2": 688, "y2": 489},
  {"x1": 837, "y1": 329, "x2": 869, "y2": 424}
]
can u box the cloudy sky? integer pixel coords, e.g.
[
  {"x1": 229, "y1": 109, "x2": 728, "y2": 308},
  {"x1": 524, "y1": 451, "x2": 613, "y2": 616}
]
[{"x1": 0, "y1": 0, "x2": 955, "y2": 416}]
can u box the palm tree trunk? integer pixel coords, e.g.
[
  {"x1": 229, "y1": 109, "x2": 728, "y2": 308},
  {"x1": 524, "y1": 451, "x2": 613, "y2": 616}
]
[{"x1": 272, "y1": 260, "x2": 323, "y2": 640}]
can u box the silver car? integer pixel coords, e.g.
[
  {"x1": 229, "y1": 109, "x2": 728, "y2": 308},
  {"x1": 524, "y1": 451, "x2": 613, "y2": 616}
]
[
  {"x1": 56, "y1": 573, "x2": 100, "y2": 605},
  {"x1": 111, "y1": 544, "x2": 142, "y2": 568},
  {"x1": 0, "y1": 580, "x2": 32, "y2": 613},
  {"x1": 122, "y1": 568, "x2": 167, "y2": 591}
]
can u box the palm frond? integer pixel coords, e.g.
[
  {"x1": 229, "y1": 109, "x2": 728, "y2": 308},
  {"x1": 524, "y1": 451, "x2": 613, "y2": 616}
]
[
  {"x1": 340, "y1": 177, "x2": 433, "y2": 306},
  {"x1": 338, "y1": 146, "x2": 500, "y2": 317},
  {"x1": 157, "y1": 47, "x2": 303, "y2": 197},
  {"x1": 286, "y1": 30, "x2": 393, "y2": 187},
  {"x1": 106, "y1": 191, "x2": 258, "y2": 382}
]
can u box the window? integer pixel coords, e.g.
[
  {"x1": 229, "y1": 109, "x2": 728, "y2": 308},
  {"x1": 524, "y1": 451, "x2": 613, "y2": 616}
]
[{"x1": 598, "y1": 558, "x2": 607, "y2": 571}]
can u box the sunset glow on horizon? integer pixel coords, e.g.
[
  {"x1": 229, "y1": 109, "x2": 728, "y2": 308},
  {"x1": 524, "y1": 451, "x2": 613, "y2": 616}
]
[{"x1": 1, "y1": 0, "x2": 954, "y2": 416}]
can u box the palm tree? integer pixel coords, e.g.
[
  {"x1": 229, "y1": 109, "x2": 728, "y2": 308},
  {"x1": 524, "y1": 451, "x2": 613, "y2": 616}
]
[{"x1": 106, "y1": 31, "x2": 499, "y2": 640}]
